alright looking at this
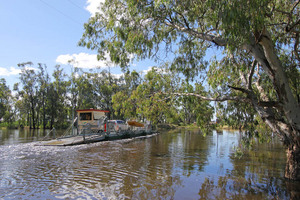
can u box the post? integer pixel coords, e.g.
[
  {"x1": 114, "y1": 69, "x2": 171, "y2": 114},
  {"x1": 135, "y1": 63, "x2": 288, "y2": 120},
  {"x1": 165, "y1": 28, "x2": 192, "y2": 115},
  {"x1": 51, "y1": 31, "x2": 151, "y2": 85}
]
[{"x1": 83, "y1": 129, "x2": 86, "y2": 142}]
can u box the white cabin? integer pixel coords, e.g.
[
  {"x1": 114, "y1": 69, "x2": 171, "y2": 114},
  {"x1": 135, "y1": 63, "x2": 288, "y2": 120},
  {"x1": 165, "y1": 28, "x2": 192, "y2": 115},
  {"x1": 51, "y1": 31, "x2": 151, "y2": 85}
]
[{"x1": 76, "y1": 109, "x2": 109, "y2": 134}]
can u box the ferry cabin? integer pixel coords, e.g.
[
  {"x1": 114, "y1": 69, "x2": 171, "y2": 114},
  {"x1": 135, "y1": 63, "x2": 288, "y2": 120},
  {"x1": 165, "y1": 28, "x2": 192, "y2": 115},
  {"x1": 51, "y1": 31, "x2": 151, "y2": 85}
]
[{"x1": 76, "y1": 109, "x2": 109, "y2": 134}]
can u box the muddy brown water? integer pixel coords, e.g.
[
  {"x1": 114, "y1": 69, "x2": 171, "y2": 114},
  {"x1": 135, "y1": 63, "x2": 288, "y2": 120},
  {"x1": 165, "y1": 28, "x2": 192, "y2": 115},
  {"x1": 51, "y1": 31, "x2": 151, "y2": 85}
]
[{"x1": 0, "y1": 128, "x2": 298, "y2": 199}]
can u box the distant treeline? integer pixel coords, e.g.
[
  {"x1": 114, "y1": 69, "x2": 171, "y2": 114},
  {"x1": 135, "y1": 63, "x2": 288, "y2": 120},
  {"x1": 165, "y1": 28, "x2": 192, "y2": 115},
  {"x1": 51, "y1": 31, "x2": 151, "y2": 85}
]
[{"x1": 0, "y1": 62, "x2": 213, "y2": 129}]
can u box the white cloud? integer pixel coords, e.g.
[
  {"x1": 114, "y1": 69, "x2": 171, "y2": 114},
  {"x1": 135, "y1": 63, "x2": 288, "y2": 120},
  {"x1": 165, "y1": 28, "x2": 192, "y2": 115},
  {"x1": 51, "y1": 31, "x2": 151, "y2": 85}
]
[
  {"x1": 111, "y1": 73, "x2": 123, "y2": 79},
  {"x1": 138, "y1": 66, "x2": 168, "y2": 77},
  {"x1": 0, "y1": 66, "x2": 38, "y2": 77},
  {"x1": 0, "y1": 67, "x2": 21, "y2": 76},
  {"x1": 93, "y1": 72, "x2": 123, "y2": 79},
  {"x1": 140, "y1": 66, "x2": 162, "y2": 75},
  {"x1": 56, "y1": 52, "x2": 114, "y2": 69},
  {"x1": 141, "y1": 66, "x2": 154, "y2": 75},
  {"x1": 85, "y1": 0, "x2": 105, "y2": 16}
]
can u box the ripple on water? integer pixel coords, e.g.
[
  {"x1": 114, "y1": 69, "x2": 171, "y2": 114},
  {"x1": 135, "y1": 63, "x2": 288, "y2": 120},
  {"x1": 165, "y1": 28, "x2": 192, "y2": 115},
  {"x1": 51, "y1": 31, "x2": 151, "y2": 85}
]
[{"x1": 0, "y1": 131, "x2": 293, "y2": 200}]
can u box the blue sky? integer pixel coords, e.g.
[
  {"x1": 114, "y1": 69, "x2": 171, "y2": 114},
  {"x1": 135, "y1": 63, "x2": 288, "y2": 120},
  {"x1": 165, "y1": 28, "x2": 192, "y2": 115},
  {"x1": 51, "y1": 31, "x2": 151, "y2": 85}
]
[{"x1": 0, "y1": 0, "x2": 155, "y2": 89}]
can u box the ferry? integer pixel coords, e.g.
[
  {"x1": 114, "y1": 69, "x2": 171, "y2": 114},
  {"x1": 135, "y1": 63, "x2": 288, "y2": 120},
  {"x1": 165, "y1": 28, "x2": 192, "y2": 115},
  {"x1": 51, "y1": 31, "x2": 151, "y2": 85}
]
[{"x1": 39, "y1": 109, "x2": 153, "y2": 146}]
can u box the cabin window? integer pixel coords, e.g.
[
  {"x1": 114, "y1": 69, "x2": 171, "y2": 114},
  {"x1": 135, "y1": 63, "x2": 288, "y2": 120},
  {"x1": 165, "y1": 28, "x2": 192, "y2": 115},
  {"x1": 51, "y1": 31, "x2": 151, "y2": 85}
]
[{"x1": 80, "y1": 113, "x2": 92, "y2": 120}]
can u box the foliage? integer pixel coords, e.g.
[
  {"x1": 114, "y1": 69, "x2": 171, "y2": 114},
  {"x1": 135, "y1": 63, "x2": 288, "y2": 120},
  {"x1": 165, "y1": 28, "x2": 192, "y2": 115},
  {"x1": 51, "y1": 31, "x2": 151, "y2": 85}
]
[
  {"x1": 0, "y1": 78, "x2": 14, "y2": 126},
  {"x1": 178, "y1": 82, "x2": 214, "y2": 127},
  {"x1": 111, "y1": 67, "x2": 214, "y2": 127},
  {"x1": 79, "y1": 0, "x2": 299, "y2": 139},
  {"x1": 113, "y1": 67, "x2": 180, "y2": 124},
  {"x1": 79, "y1": 0, "x2": 300, "y2": 179},
  {"x1": 2, "y1": 64, "x2": 214, "y2": 129}
]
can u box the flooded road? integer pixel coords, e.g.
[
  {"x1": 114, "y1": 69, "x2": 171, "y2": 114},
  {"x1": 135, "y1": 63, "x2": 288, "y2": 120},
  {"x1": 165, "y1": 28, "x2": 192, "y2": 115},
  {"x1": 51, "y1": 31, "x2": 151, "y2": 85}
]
[{"x1": 0, "y1": 128, "x2": 298, "y2": 199}]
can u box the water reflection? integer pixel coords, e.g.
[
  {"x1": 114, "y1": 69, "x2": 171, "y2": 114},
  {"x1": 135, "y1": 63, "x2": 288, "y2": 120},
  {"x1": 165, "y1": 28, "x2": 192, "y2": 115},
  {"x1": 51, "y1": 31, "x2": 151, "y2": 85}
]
[
  {"x1": 0, "y1": 129, "x2": 298, "y2": 199},
  {"x1": 0, "y1": 128, "x2": 62, "y2": 145}
]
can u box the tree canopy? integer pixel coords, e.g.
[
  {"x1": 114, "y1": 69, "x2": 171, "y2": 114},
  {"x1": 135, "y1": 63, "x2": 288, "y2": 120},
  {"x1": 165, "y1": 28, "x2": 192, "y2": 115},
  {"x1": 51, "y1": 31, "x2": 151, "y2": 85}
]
[
  {"x1": 79, "y1": 0, "x2": 300, "y2": 180},
  {"x1": 0, "y1": 78, "x2": 13, "y2": 124}
]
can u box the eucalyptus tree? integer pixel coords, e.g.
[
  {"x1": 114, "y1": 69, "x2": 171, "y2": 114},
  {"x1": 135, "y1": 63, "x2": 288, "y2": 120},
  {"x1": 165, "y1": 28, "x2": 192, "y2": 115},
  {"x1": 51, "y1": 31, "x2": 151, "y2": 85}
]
[
  {"x1": 75, "y1": 71, "x2": 95, "y2": 109},
  {"x1": 179, "y1": 82, "x2": 214, "y2": 127},
  {"x1": 112, "y1": 90, "x2": 134, "y2": 119},
  {"x1": 18, "y1": 62, "x2": 39, "y2": 129},
  {"x1": 112, "y1": 70, "x2": 141, "y2": 119},
  {"x1": 91, "y1": 69, "x2": 121, "y2": 118},
  {"x1": 47, "y1": 65, "x2": 69, "y2": 129},
  {"x1": 178, "y1": 81, "x2": 196, "y2": 125},
  {"x1": 66, "y1": 67, "x2": 94, "y2": 112},
  {"x1": 219, "y1": 97, "x2": 257, "y2": 131},
  {"x1": 36, "y1": 63, "x2": 50, "y2": 129},
  {"x1": 0, "y1": 78, "x2": 9, "y2": 120},
  {"x1": 124, "y1": 70, "x2": 141, "y2": 92},
  {"x1": 0, "y1": 78, "x2": 13, "y2": 125},
  {"x1": 90, "y1": 70, "x2": 109, "y2": 110},
  {"x1": 15, "y1": 63, "x2": 51, "y2": 129},
  {"x1": 67, "y1": 67, "x2": 79, "y2": 121},
  {"x1": 176, "y1": 81, "x2": 212, "y2": 126},
  {"x1": 46, "y1": 83, "x2": 56, "y2": 129},
  {"x1": 113, "y1": 67, "x2": 181, "y2": 124},
  {"x1": 80, "y1": 0, "x2": 300, "y2": 180}
]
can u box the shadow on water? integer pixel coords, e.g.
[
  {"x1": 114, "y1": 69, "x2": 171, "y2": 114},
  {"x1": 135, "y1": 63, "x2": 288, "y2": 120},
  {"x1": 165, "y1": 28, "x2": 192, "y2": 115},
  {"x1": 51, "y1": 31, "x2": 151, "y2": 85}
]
[{"x1": 0, "y1": 128, "x2": 299, "y2": 199}]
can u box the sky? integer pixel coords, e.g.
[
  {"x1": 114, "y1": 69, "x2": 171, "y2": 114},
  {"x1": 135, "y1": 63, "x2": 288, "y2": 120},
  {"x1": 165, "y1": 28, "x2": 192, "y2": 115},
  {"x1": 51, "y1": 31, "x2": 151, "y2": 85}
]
[{"x1": 0, "y1": 0, "x2": 155, "y2": 89}]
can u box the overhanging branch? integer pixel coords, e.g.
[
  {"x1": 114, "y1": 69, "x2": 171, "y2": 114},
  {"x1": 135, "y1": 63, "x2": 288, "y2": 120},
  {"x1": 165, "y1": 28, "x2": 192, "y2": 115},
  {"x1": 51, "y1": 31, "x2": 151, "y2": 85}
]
[
  {"x1": 228, "y1": 85, "x2": 250, "y2": 95},
  {"x1": 161, "y1": 92, "x2": 249, "y2": 102},
  {"x1": 258, "y1": 100, "x2": 280, "y2": 108},
  {"x1": 164, "y1": 21, "x2": 227, "y2": 46},
  {"x1": 248, "y1": 60, "x2": 257, "y2": 90}
]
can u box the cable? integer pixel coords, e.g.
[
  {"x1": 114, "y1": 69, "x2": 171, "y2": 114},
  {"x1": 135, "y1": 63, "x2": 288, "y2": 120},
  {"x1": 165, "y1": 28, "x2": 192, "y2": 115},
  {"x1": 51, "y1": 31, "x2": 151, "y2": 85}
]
[
  {"x1": 39, "y1": 0, "x2": 82, "y2": 26},
  {"x1": 66, "y1": 0, "x2": 89, "y2": 15},
  {"x1": 66, "y1": 0, "x2": 84, "y2": 11}
]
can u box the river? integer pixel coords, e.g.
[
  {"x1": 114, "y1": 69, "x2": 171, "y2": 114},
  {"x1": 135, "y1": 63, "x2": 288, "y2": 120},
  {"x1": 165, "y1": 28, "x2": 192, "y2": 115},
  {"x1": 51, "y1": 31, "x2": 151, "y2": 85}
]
[{"x1": 0, "y1": 128, "x2": 298, "y2": 199}]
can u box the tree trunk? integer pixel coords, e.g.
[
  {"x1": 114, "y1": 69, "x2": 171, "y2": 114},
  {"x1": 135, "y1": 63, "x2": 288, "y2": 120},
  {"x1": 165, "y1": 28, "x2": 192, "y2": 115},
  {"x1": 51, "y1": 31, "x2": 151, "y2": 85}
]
[
  {"x1": 50, "y1": 116, "x2": 54, "y2": 130},
  {"x1": 285, "y1": 144, "x2": 300, "y2": 180},
  {"x1": 245, "y1": 31, "x2": 300, "y2": 180},
  {"x1": 43, "y1": 108, "x2": 46, "y2": 130},
  {"x1": 31, "y1": 104, "x2": 35, "y2": 129}
]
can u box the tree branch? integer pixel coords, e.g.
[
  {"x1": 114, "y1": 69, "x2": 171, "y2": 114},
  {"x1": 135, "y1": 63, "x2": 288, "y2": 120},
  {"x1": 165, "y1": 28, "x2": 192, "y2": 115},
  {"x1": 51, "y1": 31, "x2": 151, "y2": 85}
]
[
  {"x1": 286, "y1": 19, "x2": 300, "y2": 33},
  {"x1": 294, "y1": 32, "x2": 300, "y2": 62},
  {"x1": 248, "y1": 60, "x2": 256, "y2": 90},
  {"x1": 258, "y1": 100, "x2": 280, "y2": 108},
  {"x1": 228, "y1": 85, "x2": 250, "y2": 95},
  {"x1": 164, "y1": 21, "x2": 227, "y2": 46},
  {"x1": 161, "y1": 92, "x2": 249, "y2": 102}
]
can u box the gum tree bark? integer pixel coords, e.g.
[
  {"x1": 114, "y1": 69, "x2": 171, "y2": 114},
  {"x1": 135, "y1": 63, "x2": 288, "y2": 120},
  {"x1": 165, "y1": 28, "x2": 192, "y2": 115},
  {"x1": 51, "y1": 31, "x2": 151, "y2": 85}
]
[{"x1": 248, "y1": 30, "x2": 300, "y2": 180}]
